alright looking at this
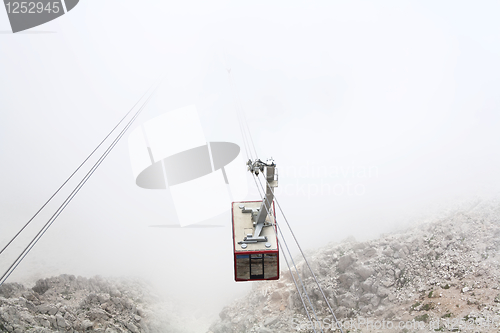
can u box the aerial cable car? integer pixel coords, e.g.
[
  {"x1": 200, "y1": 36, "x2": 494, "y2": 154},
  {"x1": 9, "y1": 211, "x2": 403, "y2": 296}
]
[{"x1": 232, "y1": 158, "x2": 279, "y2": 281}]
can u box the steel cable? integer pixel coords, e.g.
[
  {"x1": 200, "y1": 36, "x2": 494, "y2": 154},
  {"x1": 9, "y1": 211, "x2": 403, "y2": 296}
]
[
  {"x1": 255, "y1": 174, "x2": 324, "y2": 333},
  {"x1": 0, "y1": 82, "x2": 158, "y2": 258},
  {"x1": 260, "y1": 175, "x2": 345, "y2": 333},
  {"x1": 0, "y1": 80, "x2": 162, "y2": 287}
]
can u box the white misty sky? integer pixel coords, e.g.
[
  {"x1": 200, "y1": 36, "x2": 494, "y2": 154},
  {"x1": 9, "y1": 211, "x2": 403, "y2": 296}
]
[{"x1": 1, "y1": 0, "x2": 500, "y2": 329}]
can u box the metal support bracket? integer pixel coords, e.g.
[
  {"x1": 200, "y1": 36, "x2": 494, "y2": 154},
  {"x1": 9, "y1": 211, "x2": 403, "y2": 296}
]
[{"x1": 238, "y1": 158, "x2": 278, "y2": 245}]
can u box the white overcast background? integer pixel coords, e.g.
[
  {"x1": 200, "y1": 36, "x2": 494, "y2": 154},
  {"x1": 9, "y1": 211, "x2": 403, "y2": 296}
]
[{"x1": 1, "y1": 1, "x2": 500, "y2": 330}]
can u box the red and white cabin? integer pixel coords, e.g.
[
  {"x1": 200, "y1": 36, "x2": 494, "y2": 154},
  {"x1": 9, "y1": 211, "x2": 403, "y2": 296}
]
[{"x1": 231, "y1": 200, "x2": 279, "y2": 281}]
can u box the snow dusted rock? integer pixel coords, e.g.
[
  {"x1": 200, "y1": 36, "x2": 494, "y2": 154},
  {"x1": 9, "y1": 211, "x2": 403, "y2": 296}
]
[
  {"x1": 337, "y1": 254, "x2": 354, "y2": 273},
  {"x1": 0, "y1": 275, "x2": 184, "y2": 332},
  {"x1": 355, "y1": 265, "x2": 374, "y2": 280},
  {"x1": 210, "y1": 199, "x2": 500, "y2": 333}
]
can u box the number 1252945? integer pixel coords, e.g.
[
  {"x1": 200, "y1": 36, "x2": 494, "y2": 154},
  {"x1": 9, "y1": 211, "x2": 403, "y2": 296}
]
[{"x1": 5, "y1": 2, "x2": 61, "y2": 14}]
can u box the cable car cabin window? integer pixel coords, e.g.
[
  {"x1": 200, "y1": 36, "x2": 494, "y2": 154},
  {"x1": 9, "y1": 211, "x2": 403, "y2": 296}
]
[
  {"x1": 236, "y1": 255, "x2": 250, "y2": 280},
  {"x1": 264, "y1": 253, "x2": 278, "y2": 279},
  {"x1": 250, "y1": 254, "x2": 264, "y2": 279},
  {"x1": 235, "y1": 252, "x2": 278, "y2": 281}
]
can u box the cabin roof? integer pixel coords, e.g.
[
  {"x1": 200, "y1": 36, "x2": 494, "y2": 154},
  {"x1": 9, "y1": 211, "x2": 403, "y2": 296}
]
[{"x1": 232, "y1": 201, "x2": 278, "y2": 253}]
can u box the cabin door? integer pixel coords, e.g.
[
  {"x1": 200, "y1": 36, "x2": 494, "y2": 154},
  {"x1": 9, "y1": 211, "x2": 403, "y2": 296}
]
[{"x1": 250, "y1": 254, "x2": 264, "y2": 279}]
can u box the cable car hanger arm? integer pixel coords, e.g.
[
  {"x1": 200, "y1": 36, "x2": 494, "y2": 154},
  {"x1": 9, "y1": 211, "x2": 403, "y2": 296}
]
[{"x1": 238, "y1": 158, "x2": 278, "y2": 244}]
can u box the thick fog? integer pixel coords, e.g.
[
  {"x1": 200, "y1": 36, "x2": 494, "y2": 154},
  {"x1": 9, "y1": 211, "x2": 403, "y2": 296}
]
[{"x1": 1, "y1": 1, "x2": 500, "y2": 330}]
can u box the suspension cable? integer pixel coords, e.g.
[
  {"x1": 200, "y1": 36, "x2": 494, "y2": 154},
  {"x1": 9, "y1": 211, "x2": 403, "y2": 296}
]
[
  {"x1": 255, "y1": 174, "x2": 324, "y2": 333},
  {"x1": 0, "y1": 83, "x2": 158, "y2": 258},
  {"x1": 0, "y1": 81, "x2": 161, "y2": 287},
  {"x1": 223, "y1": 52, "x2": 259, "y2": 160},
  {"x1": 251, "y1": 172, "x2": 264, "y2": 198},
  {"x1": 227, "y1": 70, "x2": 253, "y2": 161},
  {"x1": 251, "y1": 171, "x2": 317, "y2": 331},
  {"x1": 277, "y1": 236, "x2": 317, "y2": 333},
  {"x1": 227, "y1": 71, "x2": 258, "y2": 159},
  {"x1": 259, "y1": 175, "x2": 344, "y2": 333}
]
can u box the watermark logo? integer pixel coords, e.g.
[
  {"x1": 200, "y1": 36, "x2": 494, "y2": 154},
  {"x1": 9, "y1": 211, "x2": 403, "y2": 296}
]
[
  {"x1": 3, "y1": 0, "x2": 79, "y2": 33},
  {"x1": 275, "y1": 162, "x2": 379, "y2": 199},
  {"x1": 291, "y1": 315, "x2": 499, "y2": 331},
  {"x1": 128, "y1": 105, "x2": 247, "y2": 227}
]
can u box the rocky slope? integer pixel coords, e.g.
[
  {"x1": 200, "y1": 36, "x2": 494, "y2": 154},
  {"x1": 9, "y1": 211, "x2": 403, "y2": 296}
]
[
  {"x1": 209, "y1": 199, "x2": 500, "y2": 332},
  {"x1": 0, "y1": 275, "x2": 182, "y2": 333}
]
